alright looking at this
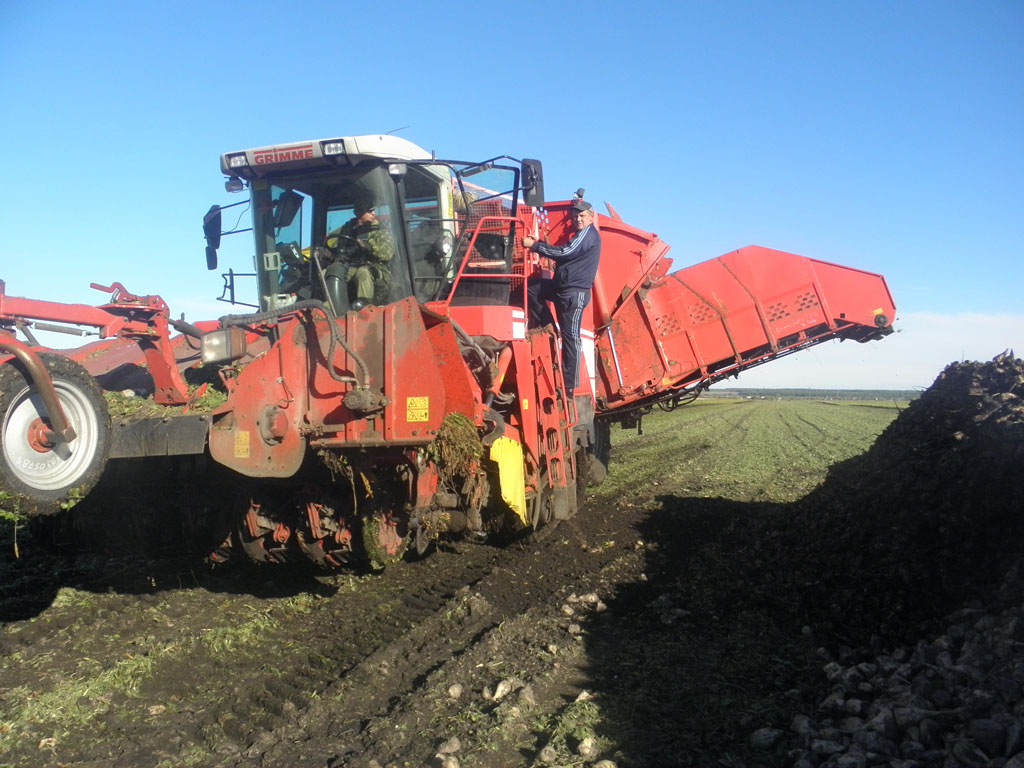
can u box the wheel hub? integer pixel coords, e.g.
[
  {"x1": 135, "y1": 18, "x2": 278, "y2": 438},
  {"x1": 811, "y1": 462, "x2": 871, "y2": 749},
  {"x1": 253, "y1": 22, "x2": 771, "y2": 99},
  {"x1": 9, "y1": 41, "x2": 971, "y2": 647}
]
[{"x1": 26, "y1": 417, "x2": 56, "y2": 452}]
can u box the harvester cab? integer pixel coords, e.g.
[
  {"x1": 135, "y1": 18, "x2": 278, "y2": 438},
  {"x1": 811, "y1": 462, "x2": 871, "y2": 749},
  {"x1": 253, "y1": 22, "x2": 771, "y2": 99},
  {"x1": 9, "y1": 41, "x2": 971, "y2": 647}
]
[{"x1": 204, "y1": 134, "x2": 544, "y2": 316}]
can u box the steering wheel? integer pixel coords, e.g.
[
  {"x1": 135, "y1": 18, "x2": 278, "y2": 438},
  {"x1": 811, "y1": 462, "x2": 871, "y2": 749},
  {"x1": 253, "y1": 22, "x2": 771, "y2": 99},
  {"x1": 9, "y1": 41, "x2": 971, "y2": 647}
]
[{"x1": 326, "y1": 233, "x2": 361, "y2": 256}]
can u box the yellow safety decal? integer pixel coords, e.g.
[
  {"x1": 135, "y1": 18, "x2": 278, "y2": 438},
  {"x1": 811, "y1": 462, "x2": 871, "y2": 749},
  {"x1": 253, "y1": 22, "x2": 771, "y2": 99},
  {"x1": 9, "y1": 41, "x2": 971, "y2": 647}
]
[
  {"x1": 873, "y1": 308, "x2": 883, "y2": 314},
  {"x1": 406, "y1": 396, "x2": 429, "y2": 422},
  {"x1": 489, "y1": 436, "x2": 528, "y2": 525},
  {"x1": 234, "y1": 430, "x2": 251, "y2": 458},
  {"x1": 521, "y1": 398, "x2": 529, "y2": 411}
]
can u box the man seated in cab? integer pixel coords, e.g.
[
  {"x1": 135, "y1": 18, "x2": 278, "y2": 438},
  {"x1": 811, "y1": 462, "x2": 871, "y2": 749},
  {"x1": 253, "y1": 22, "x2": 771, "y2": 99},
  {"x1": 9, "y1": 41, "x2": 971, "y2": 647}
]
[{"x1": 326, "y1": 199, "x2": 394, "y2": 307}]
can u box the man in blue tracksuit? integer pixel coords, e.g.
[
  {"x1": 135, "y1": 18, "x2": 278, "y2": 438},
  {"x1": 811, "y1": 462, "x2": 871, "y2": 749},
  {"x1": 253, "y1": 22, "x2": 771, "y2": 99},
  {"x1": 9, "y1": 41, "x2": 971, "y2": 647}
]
[{"x1": 522, "y1": 198, "x2": 602, "y2": 396}]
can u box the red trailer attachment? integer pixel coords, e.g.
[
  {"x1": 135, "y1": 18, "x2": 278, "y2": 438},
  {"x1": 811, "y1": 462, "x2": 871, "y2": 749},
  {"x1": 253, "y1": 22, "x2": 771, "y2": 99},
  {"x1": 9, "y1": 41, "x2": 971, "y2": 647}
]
[{"x1": 0, "y1": 281, "x2": 194, "y2": 405}]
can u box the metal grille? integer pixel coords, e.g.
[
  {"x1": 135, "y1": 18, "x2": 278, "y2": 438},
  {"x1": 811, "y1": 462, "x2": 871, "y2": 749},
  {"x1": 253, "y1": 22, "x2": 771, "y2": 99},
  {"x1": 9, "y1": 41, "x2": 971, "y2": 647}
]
[
  {"x1": 767, "y1": 301, "x2": 790, "y2": 322},
  {"x1": 795, "y1": 290, "x2": 819, "y2": 311},
  {"x1": 768, "y1": 291, "x2": 819, "y2": 322},
  {"x1": 655, "y1": 312, "x2": 682, "y2": 336},
  {"x1": 688, "y1": 303, "x2": 717, "y2": 324}
]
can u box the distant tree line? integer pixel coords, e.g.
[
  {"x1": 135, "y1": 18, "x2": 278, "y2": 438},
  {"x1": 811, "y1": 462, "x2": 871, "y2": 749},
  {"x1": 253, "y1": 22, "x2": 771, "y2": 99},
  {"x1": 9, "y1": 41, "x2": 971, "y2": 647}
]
[{"x1": 709, "y1": 388, "x2": 919, "y2": 401}]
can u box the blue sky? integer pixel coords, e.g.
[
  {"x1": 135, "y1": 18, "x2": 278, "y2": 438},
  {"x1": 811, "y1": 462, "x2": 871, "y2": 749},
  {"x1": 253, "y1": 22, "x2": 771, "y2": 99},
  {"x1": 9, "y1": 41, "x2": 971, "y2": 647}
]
[{"x1": 1, "y1": 0, "x2": 1021, "y2": 390}]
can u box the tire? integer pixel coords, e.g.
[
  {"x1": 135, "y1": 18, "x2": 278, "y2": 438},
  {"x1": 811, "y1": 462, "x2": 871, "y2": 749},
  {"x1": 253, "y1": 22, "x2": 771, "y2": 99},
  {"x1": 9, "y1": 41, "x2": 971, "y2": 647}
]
[
  {"x1": 530, "y1": 468, "x2": 554, "y2": 530},
  {"x1": 589, "y1": 418, "x2": 611, "y2": 486},
  {"x1": 0, "y1": 353, "x2": 110, "y2": 516}
]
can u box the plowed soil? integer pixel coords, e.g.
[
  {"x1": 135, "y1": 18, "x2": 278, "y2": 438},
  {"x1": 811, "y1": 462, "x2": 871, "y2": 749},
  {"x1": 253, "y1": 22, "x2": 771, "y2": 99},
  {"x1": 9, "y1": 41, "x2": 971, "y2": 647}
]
[{"x1": 1, "y1": 354, "x2": 1020, "y2": 767}]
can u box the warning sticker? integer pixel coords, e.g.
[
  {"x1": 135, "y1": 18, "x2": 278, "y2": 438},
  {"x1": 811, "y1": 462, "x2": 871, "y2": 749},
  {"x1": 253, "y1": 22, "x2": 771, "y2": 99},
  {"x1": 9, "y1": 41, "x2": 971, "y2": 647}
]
[
  {"x1": 406, "y1": 397, "x2": 429, "y2": 422},
  {"x1": 234, "y1": 430, "x2": 251, "y2": 458}
]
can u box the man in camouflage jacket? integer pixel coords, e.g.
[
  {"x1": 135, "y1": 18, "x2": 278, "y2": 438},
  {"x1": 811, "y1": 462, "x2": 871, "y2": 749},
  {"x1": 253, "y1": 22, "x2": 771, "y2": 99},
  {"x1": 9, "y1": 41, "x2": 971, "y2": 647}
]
[{"x1": 327, "y1": 201, "x2": 394, "y2": 303}]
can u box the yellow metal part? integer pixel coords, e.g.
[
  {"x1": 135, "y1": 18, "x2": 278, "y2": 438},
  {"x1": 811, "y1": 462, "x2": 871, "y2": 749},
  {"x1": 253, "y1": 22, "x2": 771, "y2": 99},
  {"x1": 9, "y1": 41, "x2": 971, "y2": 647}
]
[{"x1": 489, "y1": 436, "x2": 528, "y2": 524}]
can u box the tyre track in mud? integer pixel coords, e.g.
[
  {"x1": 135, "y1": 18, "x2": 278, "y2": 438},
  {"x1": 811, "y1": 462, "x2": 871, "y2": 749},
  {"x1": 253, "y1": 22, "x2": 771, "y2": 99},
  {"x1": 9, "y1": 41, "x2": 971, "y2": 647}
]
[
  {"x1": 0, "y1": 490, "x2": 643, "y2": 767},
  {"x1": 223, "y1": 498, "x2": 645, "y2": 767},
  {"x1": 0, "y1": 538, "x2": 501, "y2": 766},
  {"x1": 183, "y1": 546, "x2": 512, "y2": 764}
]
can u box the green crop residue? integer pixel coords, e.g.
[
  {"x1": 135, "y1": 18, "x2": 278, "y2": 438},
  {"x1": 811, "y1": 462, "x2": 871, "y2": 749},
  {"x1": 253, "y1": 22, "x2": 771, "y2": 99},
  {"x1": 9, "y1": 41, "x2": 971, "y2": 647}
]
[
  {"x1": 103, "y1": 381, "x2": 227, "y2": 419},
  {"x1": 427, "y1": 412, "x2": 483, "y2": 481},
  {"x1": 0, "y1": 493, "x2": 25, "y2": 524}
]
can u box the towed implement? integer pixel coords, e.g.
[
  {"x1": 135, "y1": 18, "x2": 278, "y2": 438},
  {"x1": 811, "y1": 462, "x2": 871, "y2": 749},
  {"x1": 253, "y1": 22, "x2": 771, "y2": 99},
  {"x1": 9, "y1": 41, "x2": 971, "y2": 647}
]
[{"x1": 0, "y1": 134, "x2": 896, "y2": 567}]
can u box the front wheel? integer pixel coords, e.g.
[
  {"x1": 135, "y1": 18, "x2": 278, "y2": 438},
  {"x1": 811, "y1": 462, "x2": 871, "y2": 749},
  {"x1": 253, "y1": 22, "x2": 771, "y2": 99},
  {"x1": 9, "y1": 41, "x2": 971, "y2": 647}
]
[{"x1": 0, "y1": 354, "x2": 110, "y2": 515}]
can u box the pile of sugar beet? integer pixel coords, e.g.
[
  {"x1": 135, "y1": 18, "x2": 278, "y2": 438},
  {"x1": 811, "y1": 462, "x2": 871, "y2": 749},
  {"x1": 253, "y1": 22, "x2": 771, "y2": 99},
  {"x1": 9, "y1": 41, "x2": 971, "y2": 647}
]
[{"x1": 736, "y1": 352, "x2": 1024, "y2": 767}]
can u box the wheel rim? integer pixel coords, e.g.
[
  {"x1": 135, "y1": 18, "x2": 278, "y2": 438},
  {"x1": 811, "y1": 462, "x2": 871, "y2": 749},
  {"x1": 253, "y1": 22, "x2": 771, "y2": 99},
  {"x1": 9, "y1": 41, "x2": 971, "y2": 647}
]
[{"x1": 2, "y1": 380, "x2": 102, "y2": 491}]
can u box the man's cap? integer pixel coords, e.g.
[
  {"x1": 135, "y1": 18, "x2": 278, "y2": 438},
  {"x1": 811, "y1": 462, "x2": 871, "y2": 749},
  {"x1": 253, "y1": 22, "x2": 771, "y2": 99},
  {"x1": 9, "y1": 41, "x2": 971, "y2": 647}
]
[
  {"x1": 570, "y1": 199, "x2": 593, "y2": 213},
  {"x1": 354, "y1": 200, "x2": 375, "y2": 216}
]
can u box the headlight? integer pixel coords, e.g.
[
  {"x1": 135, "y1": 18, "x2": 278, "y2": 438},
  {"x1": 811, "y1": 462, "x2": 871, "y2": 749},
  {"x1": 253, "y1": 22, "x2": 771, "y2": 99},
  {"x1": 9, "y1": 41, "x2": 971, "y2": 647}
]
[
  {"x1": 201, "y1": 327, "x2": 248, "y2": 365},
  {"x1": 321, "y1": 139, "x2": 346, "y2": 156}
]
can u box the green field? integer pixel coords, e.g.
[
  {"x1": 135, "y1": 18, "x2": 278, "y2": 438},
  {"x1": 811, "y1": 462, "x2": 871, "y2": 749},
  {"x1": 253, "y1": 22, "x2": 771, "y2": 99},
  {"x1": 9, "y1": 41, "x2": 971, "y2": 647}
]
[{"x1": 594, "y1": 397, "x2": 903, "y2": 505}]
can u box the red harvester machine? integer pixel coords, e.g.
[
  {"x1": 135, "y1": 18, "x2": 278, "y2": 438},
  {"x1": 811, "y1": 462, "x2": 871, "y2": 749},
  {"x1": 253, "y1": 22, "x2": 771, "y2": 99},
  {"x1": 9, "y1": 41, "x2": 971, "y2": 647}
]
[{"x1": 0, "y1": 135, "x2": 896, "y2": 566}]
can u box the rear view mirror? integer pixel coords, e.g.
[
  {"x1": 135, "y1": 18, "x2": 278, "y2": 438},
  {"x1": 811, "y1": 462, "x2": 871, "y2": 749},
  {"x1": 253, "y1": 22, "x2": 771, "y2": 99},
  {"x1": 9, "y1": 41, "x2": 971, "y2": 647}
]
[
  {"x1": 203, "y1": 205, "x2": 222, "y2": 249},
  {"x1": 521, "y1": 159, "x2": 544, "y2": 208},
  {"x1": 203, "y1": 205, "x2": 223, "y2": 270}
]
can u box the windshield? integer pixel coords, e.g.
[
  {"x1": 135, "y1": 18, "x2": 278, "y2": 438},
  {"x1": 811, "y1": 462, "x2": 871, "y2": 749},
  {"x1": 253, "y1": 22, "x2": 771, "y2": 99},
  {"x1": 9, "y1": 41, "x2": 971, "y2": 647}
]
[
  {"x1": 250, "y1": 165, "x2": 408, "y2": 312},
  {"x1": 246, "y1": 159, "x2": 521, "y2": 312}
]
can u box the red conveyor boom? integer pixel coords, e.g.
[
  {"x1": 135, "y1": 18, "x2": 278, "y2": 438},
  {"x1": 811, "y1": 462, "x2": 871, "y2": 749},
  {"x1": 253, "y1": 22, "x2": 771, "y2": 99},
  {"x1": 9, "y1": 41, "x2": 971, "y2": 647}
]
[{"x1": 593, "y1": 244, "x2": 896, "y2": 411}]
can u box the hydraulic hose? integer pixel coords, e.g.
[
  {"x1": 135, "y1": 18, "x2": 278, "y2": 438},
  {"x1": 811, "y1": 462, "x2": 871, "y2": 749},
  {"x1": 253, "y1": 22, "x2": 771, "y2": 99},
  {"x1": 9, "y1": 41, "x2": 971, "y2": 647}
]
[
  {"x1": 218, "y1": 300, "x2": 370, "y2": 387},
  {"x1": 168, "y1": 317, "x2": 204, "y2": 340},
  {"x1": 449, "y1": 319, "x2": 491, "y2": 376},
  {"x1": 482, "y1": 406, "x2": 505, "y2": 446}
]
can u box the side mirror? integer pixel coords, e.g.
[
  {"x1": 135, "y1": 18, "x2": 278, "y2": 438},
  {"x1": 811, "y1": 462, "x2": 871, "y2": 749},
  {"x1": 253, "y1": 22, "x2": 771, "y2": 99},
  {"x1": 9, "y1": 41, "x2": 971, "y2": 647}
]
[
  {"x1": 203, "y1": 205, "x2": 223, "y2": 248},
  {"x1": 203, "y1": 205, "x2": 223, "y2": 270},
  {"x1": 521, "y1": 159, "x2": 544, "y2": 208},
  {"x1": 275, "y1": 190, "x2": 304, "y2": 229}
]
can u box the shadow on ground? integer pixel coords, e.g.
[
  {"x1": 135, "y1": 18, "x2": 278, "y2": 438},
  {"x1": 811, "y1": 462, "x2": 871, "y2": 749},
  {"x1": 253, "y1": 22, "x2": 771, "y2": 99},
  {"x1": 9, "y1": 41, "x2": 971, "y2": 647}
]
[
  {"x1": 0, "y1": 454, "x2": 343, "y2": 622},
  {"x1": 577, "y1": 495, "x2": 818, "y2": 768},
  {"x1": 577, "y1": 356, "x2": 1024, "y2": 767}
]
